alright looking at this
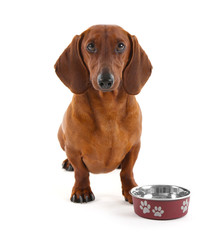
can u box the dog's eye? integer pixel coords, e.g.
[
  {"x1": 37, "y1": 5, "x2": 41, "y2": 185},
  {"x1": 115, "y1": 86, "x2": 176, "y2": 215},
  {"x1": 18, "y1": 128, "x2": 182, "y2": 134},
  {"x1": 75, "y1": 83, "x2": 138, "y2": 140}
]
[
  {"x1": 116, "y1": 42, "x2": 126, "y2": 53},
  {"x1": 87, "y1": 43, "x2": 97, "y2": 53}
]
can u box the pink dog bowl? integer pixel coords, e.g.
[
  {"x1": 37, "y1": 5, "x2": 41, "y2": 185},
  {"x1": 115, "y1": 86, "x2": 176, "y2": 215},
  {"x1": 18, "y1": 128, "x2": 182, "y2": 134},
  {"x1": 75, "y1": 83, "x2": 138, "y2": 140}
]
[{"x1": 130, "y1": 185, "x2": 190, "y2": 220}]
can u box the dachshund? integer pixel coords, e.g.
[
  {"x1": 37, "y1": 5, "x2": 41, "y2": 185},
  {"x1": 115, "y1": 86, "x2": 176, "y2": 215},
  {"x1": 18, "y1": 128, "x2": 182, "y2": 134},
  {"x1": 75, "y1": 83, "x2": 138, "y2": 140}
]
[{"x1": 54, "y1": 25, "x2": 152, "y2": 203}]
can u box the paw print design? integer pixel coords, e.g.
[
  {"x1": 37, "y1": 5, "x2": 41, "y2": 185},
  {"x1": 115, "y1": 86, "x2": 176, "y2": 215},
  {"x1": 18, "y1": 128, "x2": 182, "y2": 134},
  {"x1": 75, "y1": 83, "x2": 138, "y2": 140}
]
[
  {"x1": 181, "y1": 199, "x2": 189, "y2": 213},
  {"x1": 140, "y1": 201, "x2": 151, "y2": 214},
  {"x1": 152, "y1": 206, "x2": 164, "y2": 217}
]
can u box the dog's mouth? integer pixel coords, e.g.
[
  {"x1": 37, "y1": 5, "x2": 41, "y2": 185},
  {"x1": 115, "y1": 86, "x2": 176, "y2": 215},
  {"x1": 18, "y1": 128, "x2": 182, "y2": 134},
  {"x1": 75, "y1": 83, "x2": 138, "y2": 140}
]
[{"x1": 98, "y1": 88, "x2": 113, "y2": 92}]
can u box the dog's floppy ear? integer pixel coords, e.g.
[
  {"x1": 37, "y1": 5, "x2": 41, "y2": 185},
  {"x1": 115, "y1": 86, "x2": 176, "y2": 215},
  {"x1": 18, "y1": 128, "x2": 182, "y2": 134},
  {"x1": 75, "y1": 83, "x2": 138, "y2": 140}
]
[
  {"x1": 123, "y1": 35, "x2": 152, "y2": 95},
  {"x1": 54, "y1": 35, "x2": 90, "y2": 94}
]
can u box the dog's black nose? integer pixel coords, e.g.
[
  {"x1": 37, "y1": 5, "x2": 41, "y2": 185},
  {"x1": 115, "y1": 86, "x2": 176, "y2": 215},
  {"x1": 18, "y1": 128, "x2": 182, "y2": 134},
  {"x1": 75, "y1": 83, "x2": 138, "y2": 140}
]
[{"x1": 97, "y1": 72, "x2": 114, "y2": 90}]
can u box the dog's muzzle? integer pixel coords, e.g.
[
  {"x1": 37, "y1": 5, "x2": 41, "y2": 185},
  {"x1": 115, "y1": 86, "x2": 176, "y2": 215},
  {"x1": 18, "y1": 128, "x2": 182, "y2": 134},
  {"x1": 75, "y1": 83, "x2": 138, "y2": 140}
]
[{"x1": 97, "y1": 72, "x2": 114, "y2": 90}]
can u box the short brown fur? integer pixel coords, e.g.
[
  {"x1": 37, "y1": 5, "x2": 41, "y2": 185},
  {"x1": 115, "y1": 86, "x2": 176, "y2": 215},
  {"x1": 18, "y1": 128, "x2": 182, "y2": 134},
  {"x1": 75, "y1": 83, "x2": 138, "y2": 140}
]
[{"x1": 55, "y1": 25, "x2": 152, "y2": 203}]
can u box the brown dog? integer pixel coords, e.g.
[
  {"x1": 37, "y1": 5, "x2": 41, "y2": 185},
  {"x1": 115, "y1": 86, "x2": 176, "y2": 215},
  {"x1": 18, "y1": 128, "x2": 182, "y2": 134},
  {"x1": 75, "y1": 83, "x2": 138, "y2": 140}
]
[{"x1": 55, "y1": 25, "x2": 152, "y2": 203}]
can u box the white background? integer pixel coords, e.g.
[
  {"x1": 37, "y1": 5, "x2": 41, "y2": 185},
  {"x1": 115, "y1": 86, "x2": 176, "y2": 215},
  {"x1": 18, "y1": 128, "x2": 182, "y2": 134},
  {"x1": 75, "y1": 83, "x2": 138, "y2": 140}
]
[{"x1": 0, "y1": 0, "x2": 220, "y2": 239}]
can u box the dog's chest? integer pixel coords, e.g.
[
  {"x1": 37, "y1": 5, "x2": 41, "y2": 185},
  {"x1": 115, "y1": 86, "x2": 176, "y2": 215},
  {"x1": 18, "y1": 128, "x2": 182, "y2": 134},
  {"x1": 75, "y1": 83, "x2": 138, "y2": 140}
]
[
  {"x1": 78, "y1": 115, "x2": 140, "y2": 173},
  {"x1": 68, "y1": 95, "x2": 142, "y2": 173}
]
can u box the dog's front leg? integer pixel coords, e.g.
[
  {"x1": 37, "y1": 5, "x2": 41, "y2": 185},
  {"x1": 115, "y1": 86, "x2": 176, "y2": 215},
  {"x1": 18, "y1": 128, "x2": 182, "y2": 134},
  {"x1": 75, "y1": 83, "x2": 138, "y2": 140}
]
[
  {"x1": 120, "y1": 142, "x2": 140, "y2": 204},
  {"x1": 66, "y1": 149, "x2": 95, "y2": 203}
]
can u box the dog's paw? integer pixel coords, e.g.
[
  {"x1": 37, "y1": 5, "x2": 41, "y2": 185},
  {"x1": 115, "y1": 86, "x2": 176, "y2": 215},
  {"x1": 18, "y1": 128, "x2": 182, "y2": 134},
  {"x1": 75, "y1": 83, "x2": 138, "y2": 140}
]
[
  {"x1": 70, "y1": 187, "x2": 95, "y2": 203},
  {"x1": 62, "y1": 159, "x2": 74, "y2": 171},
  {"x1": 122, "y1": 182, "x2": 138, "y2": 204},
  {"x1": 122, "y1": 189, "x2": 134, "y2": 204}
]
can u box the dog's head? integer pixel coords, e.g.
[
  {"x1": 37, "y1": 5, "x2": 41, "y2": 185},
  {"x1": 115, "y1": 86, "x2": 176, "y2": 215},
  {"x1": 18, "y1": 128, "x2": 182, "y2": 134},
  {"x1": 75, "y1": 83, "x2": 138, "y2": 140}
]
[{"x1": 55, "y1": 25, "x2": 152, "y2": 95}]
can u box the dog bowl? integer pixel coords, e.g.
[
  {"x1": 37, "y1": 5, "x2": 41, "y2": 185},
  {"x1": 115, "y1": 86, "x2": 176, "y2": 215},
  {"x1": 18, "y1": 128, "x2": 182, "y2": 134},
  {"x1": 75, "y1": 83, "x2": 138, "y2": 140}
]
[{"x1": 130, "y1": 185, "x2": 190, "y2": 220}]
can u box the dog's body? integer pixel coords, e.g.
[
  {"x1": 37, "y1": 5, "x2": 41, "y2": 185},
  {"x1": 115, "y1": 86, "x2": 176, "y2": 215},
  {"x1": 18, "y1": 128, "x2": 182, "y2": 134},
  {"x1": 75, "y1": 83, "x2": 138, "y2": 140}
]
[
  {"x1": 55, "y1": 25, "x2": 152, "y2": 203},
  {"x1": 59, "y1": 89, "x2": 141, "y2": 174}
]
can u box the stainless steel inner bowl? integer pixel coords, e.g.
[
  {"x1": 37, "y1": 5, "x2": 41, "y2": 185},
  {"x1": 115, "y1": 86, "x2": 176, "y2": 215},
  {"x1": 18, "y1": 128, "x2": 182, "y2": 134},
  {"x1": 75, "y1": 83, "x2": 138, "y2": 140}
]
[{"x1": 130, "y1": 185, "x2": 190, "y2": 201}]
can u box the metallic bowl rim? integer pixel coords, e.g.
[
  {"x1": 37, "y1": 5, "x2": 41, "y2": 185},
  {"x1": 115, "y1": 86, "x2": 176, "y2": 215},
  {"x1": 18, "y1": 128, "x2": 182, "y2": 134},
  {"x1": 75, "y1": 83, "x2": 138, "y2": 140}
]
[{"x1": 130, "y1": 184, "x2": 191, "y2": 201}]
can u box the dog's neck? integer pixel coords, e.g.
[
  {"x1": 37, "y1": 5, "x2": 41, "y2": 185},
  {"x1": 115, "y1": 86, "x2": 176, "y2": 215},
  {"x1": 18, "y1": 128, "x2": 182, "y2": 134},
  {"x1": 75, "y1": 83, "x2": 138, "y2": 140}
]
[{"x1": 72, "y1": 84, "x2": 136, "y2": 119}]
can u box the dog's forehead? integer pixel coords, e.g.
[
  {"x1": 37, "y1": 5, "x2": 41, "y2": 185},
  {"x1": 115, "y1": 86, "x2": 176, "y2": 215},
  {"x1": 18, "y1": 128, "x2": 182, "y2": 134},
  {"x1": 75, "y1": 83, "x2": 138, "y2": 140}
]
[{"x1": 83, "y1": 25, "x2": 128, "y2": 42}]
